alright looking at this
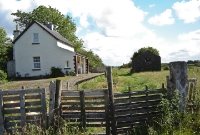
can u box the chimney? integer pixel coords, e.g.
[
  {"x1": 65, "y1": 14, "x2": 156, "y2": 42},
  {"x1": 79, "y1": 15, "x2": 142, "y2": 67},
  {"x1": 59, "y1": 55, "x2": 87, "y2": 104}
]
[
  {"x1": 43, "y1": 22, "x2": 54, "y2": 30},
  {"x1": 13, "y1": 24, "x2": 21, "y2": 40}
]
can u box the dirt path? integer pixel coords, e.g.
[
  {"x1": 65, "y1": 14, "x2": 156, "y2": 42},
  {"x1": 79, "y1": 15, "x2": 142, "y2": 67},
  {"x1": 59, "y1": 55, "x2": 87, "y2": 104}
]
[{"x1": 0, "y1": 73, "x2": 104, "y2": 92}]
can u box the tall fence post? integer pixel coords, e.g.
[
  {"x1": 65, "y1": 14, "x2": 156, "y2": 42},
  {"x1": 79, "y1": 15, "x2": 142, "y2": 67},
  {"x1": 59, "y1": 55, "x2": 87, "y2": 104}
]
[
  {"x1": 54, "y1": 80, "x2": 62, "y2": 131},
  {"x1": 106, "y1": 66, "x2": 117, "y2": 135},
  {"x1": 104, "y1": 90, "x2": 110, "y2": 134},
  {"x1": 169, "y1": 61, "x2": 188, "y2": 111},
  {"x1": 166, "y1": 76, "x2": 172, "y2": 100},
  {"x1": 128, "y1": 86, "x2": 132, "y2": 128},
  {"x1": 145, "y1": 85, "x2": 149, "y2": 114},
  {"x1": 66, "y1": 82, "x2": 69, "y2": 90},
  {"x1": 0, "y1": 90, "x2": 4, "y2": 135},
  {"x1": 49, "y1": 81, "x2": 56, "y2": 128},
  {"x1": 80, "y1": 90, "x2": 86, "y2": 131}
]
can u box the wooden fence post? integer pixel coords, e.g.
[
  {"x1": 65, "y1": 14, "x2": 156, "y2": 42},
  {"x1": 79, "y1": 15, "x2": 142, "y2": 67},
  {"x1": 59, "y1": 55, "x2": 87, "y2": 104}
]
[
  {"x1": 128, "y1": 86, "x2": 132, "y2": 128},
  {"x1": 80, "y1": 90, "x2": 86, "y2": 131},
  {"x1": 20, "y1": 93, "x2": 26, "y2": 130},
  {"x1": 66, "y1": 82, "x2": 69, "y2": 90},
  {"x1": 169, "y1": 61, "x2": 188, "y2": 111},
  {"x1": 145, "y1": 85, "x2": 149, "y2": 114},
  {"x1": 49, "y1": 81, "x2": 56, "y2": 128},
  {"x1": 54, "y1": 80, "x2": 62, "y2": 131},
  {"x1": 106, "y1": 66, "x2": 117, "y2": 135},
  {"x1": 166, "y1": 76, "x2": 172, "y2": 100},
  {"x1": 0, "y1": 90, "x2": 4, "y2": 135},
  {"x1": 41, "y1": 89, "x2": 47, "y2": 130},
  {"x1": 104, "y1": 90, "x2": 110, "y2": 135}
]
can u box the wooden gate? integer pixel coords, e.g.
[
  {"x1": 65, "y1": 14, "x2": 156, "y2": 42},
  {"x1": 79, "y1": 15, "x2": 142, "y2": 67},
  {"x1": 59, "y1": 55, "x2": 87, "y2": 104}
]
[
  {"x1": 113, "y1": 86, "x2": 165, "y2": 134},
  {"x1": 49, "y1": 80, "x2": 110, "y2": 134},
  {"x1": 0, "y1": 88, "x2": 47, "y2": 134}
]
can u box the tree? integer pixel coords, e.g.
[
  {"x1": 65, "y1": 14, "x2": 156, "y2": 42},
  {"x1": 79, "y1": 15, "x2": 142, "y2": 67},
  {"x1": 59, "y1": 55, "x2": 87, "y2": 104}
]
[
  {"x1": 12, "y1": 5, "x2": 82, "y2": 51},
  {"x1": 131, "y1": 46, "x2": 159, "y2": 60},
  {"x1": 78, "y1": 49, "x2": 104, "y2": 68},
  {"x1": 0, "y1": 28, "x2": 13, "y2": 71},
  {"x1": 11, "y1": 5, "x2": 104, "y2": 68}
]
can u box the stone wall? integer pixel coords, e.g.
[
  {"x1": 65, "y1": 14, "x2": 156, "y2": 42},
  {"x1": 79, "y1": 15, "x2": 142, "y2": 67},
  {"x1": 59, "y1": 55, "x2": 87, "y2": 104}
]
[{"x1": 132, "y1": 50, "x2": 161, "y2": 72}]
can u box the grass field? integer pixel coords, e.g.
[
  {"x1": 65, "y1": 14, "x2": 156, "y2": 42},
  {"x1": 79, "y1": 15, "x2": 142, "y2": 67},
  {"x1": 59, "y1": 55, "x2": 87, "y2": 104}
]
[
  {"x1": 2, "y1": 67, "x2": 200, "y2": 134},
  {"x1": 77, "y1": 67, "x2": 200, "y2": 92},
  {"x1": 76, "y1": 67, "x2": 200, "y2": 135}
]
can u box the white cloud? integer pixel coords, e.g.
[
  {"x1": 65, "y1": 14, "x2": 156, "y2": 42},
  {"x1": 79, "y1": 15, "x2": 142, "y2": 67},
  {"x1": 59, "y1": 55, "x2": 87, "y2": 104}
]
[
  {"x1": 79, "y1": 14, "x2": 89, "y2": 27},
  {"x1": 148, "y1": 9, "x2": 175, "y2": 26},
  {"x1": 149, "y1": 4, "x2": 155, "y2": 8},
  {"x1": 0, "y1": 0, "x2": 200, "y2": 66},
  {"x1": 178, "y1": 29, "x2": 200, "y2": 41},
  {"x1": 172, "y1": 0, "x2": 200, "y2": 23}
]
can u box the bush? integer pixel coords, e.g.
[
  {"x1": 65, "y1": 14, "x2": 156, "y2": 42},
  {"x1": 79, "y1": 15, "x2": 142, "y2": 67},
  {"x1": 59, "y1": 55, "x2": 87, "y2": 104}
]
[
  {"x1": 0, "y1": 70, "x2": 7, "y2": 80},
  {"x1": 50, "y1": 67, "x2": 64, "y2": 78},
  {"x1": 163, "y1": 66, "x2": 169, "y2": 70}
]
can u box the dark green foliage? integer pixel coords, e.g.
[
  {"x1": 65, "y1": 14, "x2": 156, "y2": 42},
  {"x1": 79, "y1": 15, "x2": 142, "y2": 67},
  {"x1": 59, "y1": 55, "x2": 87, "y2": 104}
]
[
  {"x1": 12, "y1": 5, "x2": 104, "y2": 69},
  {"x1": 163, "y1": 66, "x2": 169, "y2": 70},
  {"x1": 0, "y1": 27, "x2": 13, "y2": 72},
  {"x1": 131, "y1": 46, "x2": 159, "y2": 60},
  {"x1": 50, "y1": 67, "x2": 64, "y2": 78},
  {"x1": 0, "y1": 70, "x2": 7, "y2": 80},
  {"x1": 12, "y1": 5, "x2": 82, "y2": 51},
  {"x1": 119, "y1": 61, "x2": 132, "y2": 68},
  {"x1": 78, "y1": 49, "x2": 104, "y2": 69}
]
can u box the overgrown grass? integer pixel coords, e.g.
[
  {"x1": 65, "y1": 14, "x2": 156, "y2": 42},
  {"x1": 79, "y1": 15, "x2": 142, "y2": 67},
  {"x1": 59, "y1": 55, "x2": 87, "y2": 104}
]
[
  {"x1": 76, "y1": 67, "x2": 200, "y2": 92},
  {"x1": 73, "y1": 75, "x2": 107, "y2": 90},
  {"x1": 2, "y1": 67, "x2": 200, "y2": 134}
]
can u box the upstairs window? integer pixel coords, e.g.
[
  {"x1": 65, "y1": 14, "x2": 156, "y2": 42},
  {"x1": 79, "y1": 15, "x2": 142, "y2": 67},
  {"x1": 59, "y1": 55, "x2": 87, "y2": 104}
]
[
  {"x1": 33, "y1": 33, "x2": 39, "y2": 43},
  {"x1": 33, "y1": 57, "x2": 41, "y2": 69},
  {"x1": 66, "y1": 61, "x2": 69, "y2": 67}
]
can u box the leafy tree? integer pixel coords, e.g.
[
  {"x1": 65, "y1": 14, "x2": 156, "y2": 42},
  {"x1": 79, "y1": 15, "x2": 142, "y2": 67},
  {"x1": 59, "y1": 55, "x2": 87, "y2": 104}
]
[
  {"x1": 0, "y1": 27, "x2": 13, "y2": 72},
  {"x1": 131, "y1": 46, "x2": 159, "y2": 60},
  {"x1": 12, "y1": 5, "x2": 82, "y2": 51},
  {"x1": 11, "y1": 5, "x2": 104, "y2": 68},
  {"x1": 79, "y1": 49, "x2": 104, "y2": 69},
  {"x1": 120, "y1": 61, "x2": 132, "y2": 68}
]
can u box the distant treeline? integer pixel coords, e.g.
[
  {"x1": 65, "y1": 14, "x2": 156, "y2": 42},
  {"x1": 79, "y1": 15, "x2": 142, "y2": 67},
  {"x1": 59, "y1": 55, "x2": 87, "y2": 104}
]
[{"x1": 119, "y1": 60, "x2": 200, "y2": 69}]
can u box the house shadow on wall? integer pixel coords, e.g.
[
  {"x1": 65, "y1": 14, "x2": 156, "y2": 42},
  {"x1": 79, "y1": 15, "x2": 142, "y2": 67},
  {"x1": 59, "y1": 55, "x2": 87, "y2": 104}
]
[{"x1": 131, "y1": 50, "x2": 161, "y2": 73}]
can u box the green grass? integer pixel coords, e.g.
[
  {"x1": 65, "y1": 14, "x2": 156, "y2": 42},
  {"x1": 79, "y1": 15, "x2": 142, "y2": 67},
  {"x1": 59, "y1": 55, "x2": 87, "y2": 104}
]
[
  {"x1": 2, "y1": 67, "x2": 200, "y2": 134},
  {"x1": 76, "y1": 68, "x2": 200, "y2": 92}
]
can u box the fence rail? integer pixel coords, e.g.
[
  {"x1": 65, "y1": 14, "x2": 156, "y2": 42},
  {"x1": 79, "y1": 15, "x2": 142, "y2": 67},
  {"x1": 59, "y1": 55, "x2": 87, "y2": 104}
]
[
  {"x1": 0, "y1": 66, "x2": 198, "y2": 135},
  {"x1": 0, "y1": 88, "x2": 46, "y2": 134},
  {"x1": 113, "y1": 86, "x2": 166, "y2": 134}
]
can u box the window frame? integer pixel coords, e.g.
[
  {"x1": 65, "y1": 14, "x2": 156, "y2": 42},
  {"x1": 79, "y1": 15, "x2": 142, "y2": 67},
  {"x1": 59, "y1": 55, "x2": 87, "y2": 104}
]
[
  {"x1": 33, "y1": 56, "x2": 41, "y2": 70},
  {"x1": 64, "y1": 60, "x2": 71, "y2": 69},
  {"x1": 33, "y1": 33, "x2": 39, "y2": 44}
]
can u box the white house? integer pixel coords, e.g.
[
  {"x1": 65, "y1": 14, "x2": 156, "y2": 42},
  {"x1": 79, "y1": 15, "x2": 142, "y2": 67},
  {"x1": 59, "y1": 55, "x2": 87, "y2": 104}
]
[{"x1": 8, "y1": 20, "x2": 89, "y2": 77}]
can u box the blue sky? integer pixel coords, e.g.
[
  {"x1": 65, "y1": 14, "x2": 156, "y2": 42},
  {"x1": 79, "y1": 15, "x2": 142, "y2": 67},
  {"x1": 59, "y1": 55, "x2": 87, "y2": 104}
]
[{"x1": 0, "y1": 0, "x2": 200, "y2": 66}]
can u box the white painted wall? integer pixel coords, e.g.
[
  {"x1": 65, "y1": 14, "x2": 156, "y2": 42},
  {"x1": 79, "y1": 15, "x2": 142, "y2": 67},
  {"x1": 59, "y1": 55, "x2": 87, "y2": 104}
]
[{"x1": 14, "y1": 23, "x2": 76, "y2": 77}]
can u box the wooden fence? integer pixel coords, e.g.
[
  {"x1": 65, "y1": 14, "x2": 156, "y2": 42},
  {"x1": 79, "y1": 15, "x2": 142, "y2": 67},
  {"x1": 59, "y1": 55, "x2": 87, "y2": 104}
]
[
  {"x1": 113, "y1": 86, "x2": 165, "y2": 134},
  {"x1": 0, "y1": 88, "x2": 46, "y2": 134},
  {"x1": 0, "y1": 67, "x2": 198, "y2": 135},
  {"x1": 48, "y1": 80, "x2": 166, "y2": 135}
]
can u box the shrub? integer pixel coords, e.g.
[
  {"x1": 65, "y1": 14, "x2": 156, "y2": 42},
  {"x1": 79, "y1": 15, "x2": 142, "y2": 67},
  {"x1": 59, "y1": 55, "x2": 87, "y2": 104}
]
[
  {"x1": 0, "y1": 70, "x2": 7, "y2": 80},
  {"x1": 163, "y1": 66, "x2": 169, "y2": 70},
  {"x1": 50, "y1": 67, "x2": 64, "y2": 78}
]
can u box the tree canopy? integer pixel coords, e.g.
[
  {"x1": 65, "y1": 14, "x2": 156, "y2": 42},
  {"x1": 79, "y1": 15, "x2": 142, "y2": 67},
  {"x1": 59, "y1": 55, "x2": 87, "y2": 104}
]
[
  {"x1": 131, "y1": 46, "x2": 159, "y2": 60},
  {"x1": 11, "y1": 5, "x2": 104, "y2": 68},
  {"x1": 12, "y1": 5, "x2": 83, "y2": 51},
  {"x1": 0, "y1": 28, "x2": 13, "y2": 71}
]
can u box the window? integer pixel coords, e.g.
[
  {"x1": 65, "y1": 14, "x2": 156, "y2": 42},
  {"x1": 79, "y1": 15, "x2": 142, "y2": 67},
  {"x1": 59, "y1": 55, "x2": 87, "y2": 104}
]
[
  {"x1": 66, "y1": 61, "x2": 69, "y2": 67},
  {"x1": 33, "y1": 57, "x2": 41, "y2": 69},
  {"x1": 33, "y1": 33, "x2": 39, "y2": 43}
]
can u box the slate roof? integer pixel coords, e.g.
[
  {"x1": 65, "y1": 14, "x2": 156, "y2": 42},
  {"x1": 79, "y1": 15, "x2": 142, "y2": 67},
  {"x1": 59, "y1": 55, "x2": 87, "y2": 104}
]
[{"x1": 13, "y1": 20, "x2": 74, "y2": 48}]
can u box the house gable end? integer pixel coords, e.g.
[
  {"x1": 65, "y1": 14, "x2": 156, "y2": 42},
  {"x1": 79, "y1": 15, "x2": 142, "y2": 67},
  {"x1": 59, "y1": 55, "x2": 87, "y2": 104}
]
[{"x1": 13, "y1": 21, "x2": 74, "y2": 49}]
